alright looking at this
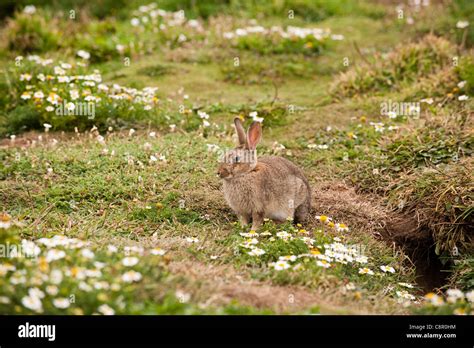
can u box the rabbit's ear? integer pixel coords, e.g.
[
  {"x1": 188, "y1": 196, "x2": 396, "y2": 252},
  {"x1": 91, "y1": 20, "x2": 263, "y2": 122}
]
[
  {"x1": 234, "y1": 117, "x2": 247, "y2": 147},
  {"x1": 247, "y1": 122, "x2": 262, "y2": 150}
]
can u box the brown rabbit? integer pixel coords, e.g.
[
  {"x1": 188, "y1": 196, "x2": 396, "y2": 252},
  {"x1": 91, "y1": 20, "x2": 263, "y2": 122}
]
[{"x1": 218, "y1": 118, "x2": 311, "y2": 230}]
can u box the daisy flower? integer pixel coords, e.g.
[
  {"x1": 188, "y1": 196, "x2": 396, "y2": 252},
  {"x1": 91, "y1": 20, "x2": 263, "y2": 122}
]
[
  {"x1": 78, "y1": 281, "x2": 92, "y2": 292},
  {"x1": 358, "y1": 267, "x2": 374, "y2": 275},
  {"x1": 317, "y1": 260, "x2": 331, "y2": 268},
  {"x1": 150, "y1": 248, "x2": 166, "y2": 256},
  {"x1": 424, "y1": 293, "x2": 444, "y2": 306},
  {"x1": 466, "y1": 290, "x2": 474, "y2": 303},
  {"x1": 124, "y1": 246, "x2": 144, "y2": 255},
  {"x1": 456, "y1": 21, "x2": 469, "y2": 29},
  {"x1": 33, "y1": 91, "x2": 44, "y2": 99},
  {"x1": 245, "y1": 238, "x2": 259, "y2": 245},
  {"x1": 45, "y1": 249, "x2": 66, "y2": 262},
  {"x1": 345, "y1": 283, "x2": 356, "y2": 291},
  {"x1": 316, "y1": 215, "x2": 331, "y2": 223},
  {"x1": 21, "y1": 92, "x2": 32, "y2": 100},
  {"x1": 272, "y1": 261, "x2": 290, "y2": 271},
  {"x1": 0, "y1": 213, "x2": 12, "y2": 229},
  {"x1": 122, "y1": 257, "x2": 139, "y2": 267},
  {"x1": 53, "y1": 298, "x2": 70, "y2": 309},
  {"x1": 0, "y1": 263, "x2": 16, "y2": 276},
  {"x1": 23, "y1": 5, "x2": 36, "y2": 14},
  {"x1": 240, "y1": 230, "x2": 259, "y2": 238},
  {"x1": 76, "y1": 50, "x2": 91, "y2": 60},
  {"x1": 46, "y1": 285, "x2": 59, "y2": 296},
  {"x1": 446, "y1": 289, "x2": 464, "y2": 303},
  {"x1": 355, "y1": 255, "x2": 368, "y2": 264},
  {"x1": 121, "y1": 270, "x2": 142, "y2": 283},
  {"x1": 185, "y1": 237, "x2": 199, "y2": 244},
  {"x1": 21, "y1": 295, "x2": 43, "y2": 313},
  {"x1": 175, "y1": 290, "x2": 191, "y2": 303},
  {"x1": 98, "y1": 304, "x2": 115, "y2": 315},
  {"x1": 20, "y1": 73, "x2": 32, "y2": 81},
  {"x1": 68, "y1": 267, "x2": 86, "y2": 280},
  {"x1": 29, "y1": 287, "x2": 45, "y2": 299},
  {"x1": 380, "y1": 265, "x2": 396, "y2": 273},
  {"x1": 81, "y1": 249, "x2": 95, "y2": 259},
  {"x1": 107, "y1": 245, "x2": 118, "y2": 253},
  {"x1": 0, "y1": 296, "x2": 10, "y2": 304},
  {"x1": 387, "y1": 111, "x2": 397, "y2": 119},
  {"x1": 49, "y1": 270, "x2": 63, "y2": 284},
  {"x1": 248, "y1": 248, "x2": 265, "y2": 256},
  {"x1": 276, "y1": 231, "x2": 291, "y2": 239},
  {"x1": 396, "y1": 291, "x2": 415, "y2": 301},
  {"x1": 335, "y1": 223, "x2": 349, "y2": 232}
]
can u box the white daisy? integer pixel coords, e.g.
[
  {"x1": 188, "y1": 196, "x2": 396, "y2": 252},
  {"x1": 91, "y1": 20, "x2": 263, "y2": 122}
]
[
  {"x1": 21, "y1": 295, "x2": 43, "y2": 312},
  {"x1": 121, "y1": 271, "x2": 142, "y2": 283},
  {"x1": 358, "y1": 267, "x2": 374, "y2": 275},
  {"x1": 456, "y1": 21, "x2": 469, "y2": 29},
  {"x1": 150, "y1": 248, "x2": 166, "y2": 256},
  {"x1": 53, "y1": 298, "x2": 70, "y2": 309},
  {"x1": 248, "y1": 248, "x2": 265, "y2": 256},
  {"x1": 446, "y1": 289, "x2": 464, "y2": 303},
  {"x1": 122, "y1": 257, "x2": 139, "y2": 267},
  {"x1": 45, "y1": 249, "x2": 66, "y2": 262},
  {"x1": 77, "y1": 50, "x2": 91, "y2": 60},
  {"x1": 279, "y1": 255, "x2": 297, "y2": 262},
  {"x1": 186, "y1": 237, "x2": 199, "y2": 244},
  {"x1": 272, "y1": 261, "x2": 290, "y2": 270},
  {"x1": 98, "y1": 304, "x2": 115, "y2": 315},
  {"x1": 380, "y1": 265, "x2": 396, "y2": 273}
]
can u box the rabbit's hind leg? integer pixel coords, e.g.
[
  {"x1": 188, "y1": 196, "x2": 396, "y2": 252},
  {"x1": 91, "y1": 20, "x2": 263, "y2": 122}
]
[{"x1": 294, "y1": 200, "x2": 310, "y2": 224}]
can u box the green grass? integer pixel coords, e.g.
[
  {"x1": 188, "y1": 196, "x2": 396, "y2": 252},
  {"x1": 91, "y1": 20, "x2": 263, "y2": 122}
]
[
  {"x1": 0, "y1": 0, "x2": 473, "y2": 315},
  {"x1": 0, "y1": 129, "x2": 418, "y2": 314}
]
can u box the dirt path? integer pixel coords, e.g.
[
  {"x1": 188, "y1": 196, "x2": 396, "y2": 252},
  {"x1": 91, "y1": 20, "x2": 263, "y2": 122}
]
[{"x1": 168, "y1": 260, "x2": 387, "y2": 314}]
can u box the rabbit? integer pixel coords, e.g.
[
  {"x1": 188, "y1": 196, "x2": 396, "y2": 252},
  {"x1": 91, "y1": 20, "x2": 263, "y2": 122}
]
[{"x1": 217, "y1": 117, "x2": 311, "y2": 230}]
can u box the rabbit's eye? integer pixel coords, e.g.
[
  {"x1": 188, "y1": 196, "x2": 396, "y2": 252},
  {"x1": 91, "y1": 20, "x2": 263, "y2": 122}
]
[{"x1": 234, "y1": 156, "x2": 240, "y2": 163}]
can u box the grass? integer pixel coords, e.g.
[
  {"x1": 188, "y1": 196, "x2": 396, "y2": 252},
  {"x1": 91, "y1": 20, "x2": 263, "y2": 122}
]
[
  {"x1": 331, "y1": 35, "x2": 458, "y2": 98},
  {"x1": 0, "y1": 0, "x2": 473, "y2": 315},
  {"x1": 1, "y1": 128, "x2": 419, "y2": 314}
]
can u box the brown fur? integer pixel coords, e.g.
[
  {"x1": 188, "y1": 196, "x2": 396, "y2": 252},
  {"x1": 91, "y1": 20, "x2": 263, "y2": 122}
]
[{"x1": 218, "y1": 118, "x2": 311, "y2": 230}]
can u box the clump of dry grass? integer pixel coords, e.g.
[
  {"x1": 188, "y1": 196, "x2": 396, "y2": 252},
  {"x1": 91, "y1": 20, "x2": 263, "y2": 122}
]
[
  {"x1": 389, "y1": 157, "x2": 473, "y2": 255},
  {"x1": 331, "y1": 34, "x2": 457, "y2": 98},
  {"x1": 309, "y1": 180, "x2": 390, "y2": 237},
  {"x1": 349, "y1": 111, "x2": 473, "y2": 256}
]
